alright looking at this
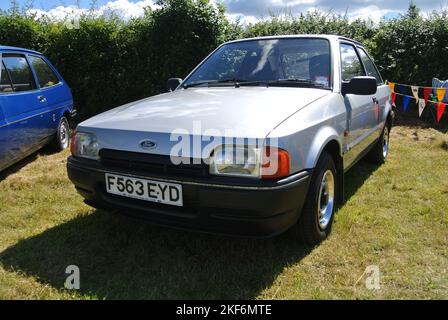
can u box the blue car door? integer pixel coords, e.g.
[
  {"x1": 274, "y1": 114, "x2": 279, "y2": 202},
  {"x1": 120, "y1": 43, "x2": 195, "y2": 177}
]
[
  {"x1": 28, "y1": 55, "x2": 71, "y2": 137},
  {"x1": 0, "y1": 105, "x2": 7, "y2": 170},
  {"x1": 0, "y1": 53, "x2": 49, "y2": 160},
  {"x1": 0, "y1": 57, "x2": 11, "y2": 170},
  {"x1": 0, "y1": 54, "x2": 14, "y2": 169}
]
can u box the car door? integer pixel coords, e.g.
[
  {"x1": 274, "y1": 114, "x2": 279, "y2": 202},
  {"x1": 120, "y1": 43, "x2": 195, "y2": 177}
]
[
  {"x1": 357, "y1": 47, "x2": 389, "y2": 133},
  {"x1": 0, "y1": 54, "x2": 11, "y2": 170},
  {"x1": 28, "y1": 54, "x2": 69, "y2": 138},
  {"x1": 340, "y1": 43, "x2": 376, "y2": 168},
  {"x1": 0, "y1": 53, "x2": 49, "y2": 160},
  {"x1": 0, "y1": 104, "x2": 7, "y2": 170}
]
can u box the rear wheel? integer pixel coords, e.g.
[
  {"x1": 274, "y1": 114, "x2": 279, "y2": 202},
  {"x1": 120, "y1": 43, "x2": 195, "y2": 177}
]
[
  {"x1": 367, "y1": 123, "x2": 390, "y2": 164},
  {"x1": 51, "y1": 116, "x2": 70, "y2": 151},
  {"x1": 293, "y1": 151, "x2": 337, "y2": 245}
]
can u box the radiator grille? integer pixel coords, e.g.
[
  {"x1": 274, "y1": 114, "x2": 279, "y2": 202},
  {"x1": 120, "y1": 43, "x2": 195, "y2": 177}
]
[{"x1": 99, "y1": 149, "x2": 208, "y2": 178}]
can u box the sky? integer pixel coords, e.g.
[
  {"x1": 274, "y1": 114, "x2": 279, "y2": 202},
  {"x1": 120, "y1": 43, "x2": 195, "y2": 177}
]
[{"x1": 1, "y1": 0, "x2": 447, "y2": 23}]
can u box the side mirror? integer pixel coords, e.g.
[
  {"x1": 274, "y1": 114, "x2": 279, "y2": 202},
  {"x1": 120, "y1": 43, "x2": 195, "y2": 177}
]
[
  {"x1": 342, "y1": 76, "x2": 377, "y2": 96},
  {"x1": 167, "y1": 78, "x2": 183, "y2": 92}
]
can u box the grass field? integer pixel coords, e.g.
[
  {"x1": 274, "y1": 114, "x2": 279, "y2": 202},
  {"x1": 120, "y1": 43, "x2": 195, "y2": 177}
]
[{"x1": 0, "y1": 122, "x2": 447, "y2": 299}]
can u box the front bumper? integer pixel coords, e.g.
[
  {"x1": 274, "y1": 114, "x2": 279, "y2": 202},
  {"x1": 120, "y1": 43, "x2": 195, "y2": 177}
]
[{"x1": 67, "y1": 156, "x2": 311, "y2": 238}]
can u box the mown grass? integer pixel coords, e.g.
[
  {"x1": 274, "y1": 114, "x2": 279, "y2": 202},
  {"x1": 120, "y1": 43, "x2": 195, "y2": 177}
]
[{"x1": 0, "y1": 124, "x2": 447, "y2": 299}]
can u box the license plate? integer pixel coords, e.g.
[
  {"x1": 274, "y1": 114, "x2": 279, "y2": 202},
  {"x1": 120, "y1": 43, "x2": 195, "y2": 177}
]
[{"x1": 105, "y1": 173, "x2": 183, "y2": 207}]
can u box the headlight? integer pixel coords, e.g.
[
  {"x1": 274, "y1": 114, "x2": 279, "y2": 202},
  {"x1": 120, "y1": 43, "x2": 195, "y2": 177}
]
[
  {"x1": 70, "y1": 132, "x2": 99, "y2": 160},
  {"x1": 210, "y1": 145, "x2": 261, "y2": 178},
  {"x1": 209, "y1": 145, "x2": 290, "y2": 179}
]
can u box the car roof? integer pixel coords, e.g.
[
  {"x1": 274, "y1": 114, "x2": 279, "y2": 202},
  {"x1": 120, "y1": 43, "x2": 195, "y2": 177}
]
[
  {"x1": 223, "y1": 34, "x2": 363, "y2": 46},
  {"x1": 0, "y1": 45, "x2": 42, "y2": 55}
]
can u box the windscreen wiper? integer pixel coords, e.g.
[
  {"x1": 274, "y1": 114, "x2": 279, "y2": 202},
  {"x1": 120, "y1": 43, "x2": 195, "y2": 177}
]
[
  {"x1": 183, "y1": 78, "x2": 329, "y2": 89},
  {"x1": 239, "y1": 78, "x2": 329, "y2": 88},
  {"x1": 182, "y1": 81, "x2": 211, "y2": 89},
  {"x1": 183, "y1": 79, "x2": 249, "y2": 89},
  {"x1": 268, "y1": 78, "x2": 329, "y2": 88}
]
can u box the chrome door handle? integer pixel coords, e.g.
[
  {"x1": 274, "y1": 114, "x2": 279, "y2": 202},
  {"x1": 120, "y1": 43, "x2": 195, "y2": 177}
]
[
  {"x1": 372, "y1": 97, "x2": 379, "y2": 104},
  {"x1": 37, "y1": 95, "x2": 47, "y2": 103}
]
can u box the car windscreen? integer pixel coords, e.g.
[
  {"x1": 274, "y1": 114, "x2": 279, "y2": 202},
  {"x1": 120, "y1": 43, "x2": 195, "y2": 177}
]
[{"x1": 183, "y1": 38, "x2": 331, "y2": 88}]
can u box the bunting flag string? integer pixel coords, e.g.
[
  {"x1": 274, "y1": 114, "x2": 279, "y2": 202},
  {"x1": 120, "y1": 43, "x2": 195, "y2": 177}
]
[{"x1": 387, "y1": 81, "x2": 447, "y2": 123}]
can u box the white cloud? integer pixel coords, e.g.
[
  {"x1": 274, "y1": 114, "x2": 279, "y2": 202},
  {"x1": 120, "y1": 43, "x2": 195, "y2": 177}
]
[
  {"x1": 100, "y1": 0, "x2": 158, "y2": 20},
  {"x1": 26, "y1": 0, "x2": 444, "y2": 25},
  {"x1": 220, "y1": 0, "x2": 445, "y2": 23},
  {"x1": 27, "y1": 0, "x2": 158, "y2": 21},
  {"x1": 28, "y1": 6, "x2": 87, "y2": 20},
  {"x1": 27, "y1": 0, "x2": 258, "y2": 26},
  {"x1": 225, "y1": 13, "x2": 259, "y2": 25},
  {"x1": 346, "y1": 5, "x2": 396, "y2": 23}
]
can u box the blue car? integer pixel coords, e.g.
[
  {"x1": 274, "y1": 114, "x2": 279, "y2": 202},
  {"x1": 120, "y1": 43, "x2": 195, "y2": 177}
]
[{"x1": 0, "y1": 46, "x2": 75, "y2": 172}]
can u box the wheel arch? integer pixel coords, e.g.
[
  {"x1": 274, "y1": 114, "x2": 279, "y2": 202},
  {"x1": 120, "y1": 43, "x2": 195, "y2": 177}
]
[
  {"x1": 386, "y1": 109, "x2": 394, "y2": 129},
  {"x1": 62, "y1": 108, "x2": 75, "y2": 130},
  {"x1": 306, "y1": 128, "x2": 344, "y2": 206},
  {"x1": 63, "y1": 110, "x2": 70, "y2": 119},
  {"x1": 320, "y1": 140, "x2": 344, "y2": 206}
]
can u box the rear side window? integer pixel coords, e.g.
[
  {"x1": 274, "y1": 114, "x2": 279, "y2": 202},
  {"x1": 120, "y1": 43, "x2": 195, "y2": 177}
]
[
  {"x1": 2, "y1": 55, "x2": 36, "y2": 92},
  {"x1": 358, "y1": 48, "x2": 383, "y2": 84},
  {"x1": 29, "y1": 56, "x2": 60, "y2": 88},
  {"x1": 0, "y1": 62, "x2": 14, "y2": 93},
  {"x1": 340, "y1": 44, "x2": 365, "y2": 82}
]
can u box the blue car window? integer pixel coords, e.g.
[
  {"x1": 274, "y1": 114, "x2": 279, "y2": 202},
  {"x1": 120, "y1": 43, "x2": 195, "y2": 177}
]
[
  {"x1": 29, "y1": 56, "x2": 60, "y2": 88},
  {"x1": 2, "y1": 54, "x2": 37, "y2": 92},
  {"x1": 0, "y1": 61, "x2": 13, "y2": 93}
]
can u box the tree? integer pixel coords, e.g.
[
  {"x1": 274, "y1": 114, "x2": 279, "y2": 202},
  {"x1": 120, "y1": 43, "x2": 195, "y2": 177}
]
[{"x1": 406, "y1": 1, "x2": 420, "y2": 20}]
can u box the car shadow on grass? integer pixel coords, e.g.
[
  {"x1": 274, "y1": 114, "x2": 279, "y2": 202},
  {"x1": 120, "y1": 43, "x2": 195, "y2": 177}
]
[
  {"x1": 0, "y1": 154, "x2": 39, "y2": 182},
  {"x1": 0, "y1": 159, "x2": 378, "y2": 300},
  {"x1": 343, "y1": 159, "x2": 380, "y2": 204},
  {"x1": 0, "y1": 210, "x2": 313, "y2": 299},
  {"x1": 0, "y1": 146, "x2": 56, "y2": 182}
]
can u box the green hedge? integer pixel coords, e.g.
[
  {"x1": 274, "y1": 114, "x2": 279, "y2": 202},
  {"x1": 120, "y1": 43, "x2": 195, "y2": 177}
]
[
  {"x1": 0, "y1": 2, "x2": 446, "y2": 120},
  {"x1": 0, "y1": 0, "x2": 236, "y2": 119}
]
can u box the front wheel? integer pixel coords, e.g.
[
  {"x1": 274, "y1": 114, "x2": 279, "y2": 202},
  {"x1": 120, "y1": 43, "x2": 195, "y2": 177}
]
[
  {"x1": 51, "y1": 116, "x2": 70, "y2": 151},
  {"x1": 293, "y1": 151, "x2": 337, "y2": 245}
]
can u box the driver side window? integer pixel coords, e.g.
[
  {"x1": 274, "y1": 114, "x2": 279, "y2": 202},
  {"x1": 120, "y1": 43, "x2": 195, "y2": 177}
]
[{"x1": 340, "y1": 44, "x2": 365, "y2": 82}]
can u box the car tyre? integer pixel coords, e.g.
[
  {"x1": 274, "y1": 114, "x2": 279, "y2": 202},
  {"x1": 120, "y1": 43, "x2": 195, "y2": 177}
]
[
  {"x1": 293, "y1": 151, "x2": 337, "y2": 245},
  {"x1": 52, "y1": 116, "x2": 70, "y2": 151},
  {"x1": 367, "y1": 123, "x2": 391, "y2": 165}
]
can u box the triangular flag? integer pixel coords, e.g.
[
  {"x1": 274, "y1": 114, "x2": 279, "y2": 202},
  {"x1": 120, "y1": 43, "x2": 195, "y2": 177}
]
[
  {"x1": 437, "y1": 88, "x2": 446, "y2": 102},
  {"x1": 411, "y1": 86, "x2": 419, "y2": 101},
  {"x1": 391, "y1": 92, "x2": 397, "y2": 106},
  {"x1": 403, "y1": 95, "x2": 410, "y2": 112},
  {"x1": 389, "y1": 82, "x2": 395, "y2": 93},
  {"x1": 437, "y1": 102, "x2": 446, "y2": 123},
  {"x1": 423, "y1": 87, "x2": 432, "y2": 104},
  {"x1": 418, "y1": 99, "x2": 426, "y2": 117}
]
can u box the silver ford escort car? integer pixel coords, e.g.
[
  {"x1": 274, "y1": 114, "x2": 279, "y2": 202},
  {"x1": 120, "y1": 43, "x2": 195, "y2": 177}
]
[{"x1": 67, "y1": 35, "x2": 392, "y2": 244}]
